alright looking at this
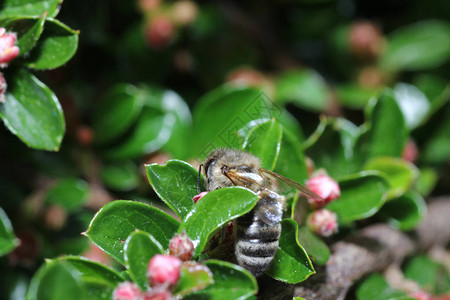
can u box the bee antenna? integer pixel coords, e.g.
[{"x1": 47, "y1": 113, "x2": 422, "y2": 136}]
[{"x1": 197, "y1": 164, "x2": 203, "y2": 193}]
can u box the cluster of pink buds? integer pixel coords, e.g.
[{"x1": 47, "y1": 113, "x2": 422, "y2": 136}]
[
  {"x1": 307, "y1": 209, "x2": 338, "y2": 237},
  {"x1": 0, "y1": 28, "x2": 19, "y2": 67},
  {"x1": 306, "y1": 173, "x2": 341, "y2": 209}
]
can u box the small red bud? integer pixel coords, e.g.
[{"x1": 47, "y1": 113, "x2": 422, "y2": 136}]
[
  {"x1": 144, "y1": 16, "x2": 174, "y2": 49},
  {"x1": 76, "y1": 125, "x2": 94, "y2": 146},
  {"x1": 143, "y1": 287, "x2": 174, "y2": 300},
  {"x1": 0, "y1": 72, "x2": 6, "y2": 103},
  {"x1": 0, "y1": 28, "x2": 20, "y2": 67},
  {"x1": 402, "y1": 139, "x2": 418, "y2": 163},
  {"x1": 113, "y1": 282, "x2": 143, "y2": 300},
  {"x1": 307, "y1": 209, "x2": 338, "y2": 237},
  {"x1": 349, "y1": 21, "x2": 384, "y2": 59},
  {"x1": 193, "y1": 191, "x2": 208, "y2": 203},
  {"x1": 409, "y1": 290, "x2": 431, "y2": 300},
  {"x1": 169, "y1": 231, "x2": 194, "y2": 261},
  {"x1": 147, "y1": 254, "x2": 182, "y2": 286},
  {"x1": 44, "y1": 205, "x2": 67, "y2": 230},
  {"x1": 306, "y1": 174, "x2": 340, "y2": 209}
]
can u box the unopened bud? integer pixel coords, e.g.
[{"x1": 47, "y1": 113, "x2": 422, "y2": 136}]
[
  {"x1": 307, "y1": 209, "x2": 338, "y2": 237},
  {"x1": 409, "y1": 290, "x2": 431, "y2": 300},
  {"x1": 169, "y1": 231, "x2": 194, "y2": 261},
  {"x1": 0, "y1": 28, "x2": 20, "y2": 67},
  {"x1": 147, "y1": 254, "x2": 182, "y2": 286},
  {"x1": 193, "y1": 191, "x2": 208, "y2": 203},
  {"x1": 144, "y1": 16, "x2": 174, "y2": 49},
  {"x1": 44, "y1": 205, "x2": 67, "y2": 230},
  {"x1": 138, "y1": 0, "x2": 161, "y2": 13},
  {"x1": 306, "y1": 174, "x2": 340, "y2": 209},
  {"x1": 402, "y1": 139, "x2": 418, "y2": 163},
  {"x1": 349, "y1": 21, "x2": 384, "y2": 59},
  {"x1": 0, "y1": 72, "x2": 6, "y2": 103},
  {"x1": 144, "y1": 287, "x2": 174, "y2": 300},
  {"x1": 76, "y1": 125, "x2": 94, "y2": 146},
  {"x1": 113, "y1": 282, "x2": 143, "y2": 300},
  {"x1": 172, "y1": 0, "x2": 198, "y2": 26}
]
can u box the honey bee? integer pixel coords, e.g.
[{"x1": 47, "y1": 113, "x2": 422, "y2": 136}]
[{"x1": 200, "y1": 148, "x2": 321, "y2": 277}]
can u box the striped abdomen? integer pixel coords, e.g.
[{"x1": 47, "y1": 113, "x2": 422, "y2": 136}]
[{"x1": 235, "y1": 201, "x2": 282, "y2": 277}]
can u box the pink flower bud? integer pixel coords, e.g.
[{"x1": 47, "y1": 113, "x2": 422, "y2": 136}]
[
  {"x1": 192, "y1": 191, "x2": 208, "y2": 203},
  {"x1": 0, "y1": 72, "x2": 6, "y2": 103},
  {"x1": 0, "y1": 28, "x2": 20, "y2": 67},
  {"x1": 147, "y1": 254, "x2": 182, "y2": 286},
  {"x1": 409, "y1": 290, "x2": 431, "y2": 300},
  {"x1": 307, "y1": 209, "x2": 338, "y2": 237},
  {"x1": 306, "y1": 174, "x2": 340, "y2": 209},
  {"x1": 113, "y1": 282, "x2": 143, "y2": 300},
  {"x1": 144, "y1": 287, "x2": 174, "y2": 300},
  {"x1": 402, "y1": 139, "x2": 418, "y2": 163},
  {"x1": 349, "y1": 21, "x2": 384, "y2": 59},
  {"x1": 144, "y1": 16, "x2": 174, "y2": 49},
  {"x1": 169, "y1": 231, "x2": 194, "y2": 261}
]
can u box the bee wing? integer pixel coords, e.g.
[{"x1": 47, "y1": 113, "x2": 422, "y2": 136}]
[
  {"x1": 260, "y1": 168, "x2": 323, "y2": 201},
  {"x1": 256, "y1": 190, "x2": 284, "y2": 225}
]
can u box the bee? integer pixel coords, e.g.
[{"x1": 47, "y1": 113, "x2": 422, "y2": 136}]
[{"x1": 199, "y1": 148, "x2": 321, "y2": 277}]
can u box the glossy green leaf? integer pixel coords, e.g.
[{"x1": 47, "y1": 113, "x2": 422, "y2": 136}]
[
  {"x1": 102, "y1": 108, "x2": 172, "y2": 159},
  {"x1": 44, "y1": 178, "x2": 89, "y2": 212},
  {"x1": 0, "y1": 0, "x2": 61, "y2": 18},
  {"x1": 146, "y1": 160, "x2": 198, "y2": 221},
  {"x1": 393, "y1": 83, "x2": 430, "y2": 130},
  {"x1": 327, "y1": 172, "x2": 389, "y2": 224},
  {"x1": 404, "y1": 255, "x2": 450, "y2": 295},
  {"x1": 101, "y1": 161, "x2": 140, "y2": 191},
  {"x1": 243, "y1": 118, "x2": 282, "y2": 170},
  {"x1": 378, "y1": 191, "x2": 426, "y2": 231},
  {"x1": 305, "y1": 118, "x2": 359, "y2": 178},
  {"x1": 275, "y1": 69, "x2": 331, "y2": 111},
  {"x1": 380, "y1": 20, "x2": 450, "y2": 71},
  {"x1": 52, "y1": 256, "x2": 124, "y2": 300},
  {"x1": 0, "y1": 207, "x2": 18, "y2": 256},
  {"x1": 273, "y1": 126, "x2": 308, "y2": 185},
  {"x1": 364, "y1": 157, "x2": 419, "y2": 199},
  {"x1": 86, "y1": 200, "x2": 179, "y2": 265},
  {"x1": 24, "y1": 18, "x2": 79, "y2": 70},
  {"x1": 356, "y1": 273, "x2": 410, "y2": 300},
  {"x1": 415, "y1": 168, "x2": 438, "y2": 197},
  {"x1": 0, "y1": 69, "x2": 65, "y2": 151},
  {"x1": 178, "y1": 187, "x2": 259, "y2": 257},
  {"x1": 0, "y1": 15, "x2": 46, "y2": 55},
  {"x1": 354, "y1": 91, "x2": 407, "y2": 166},
  {"x1": 184, "y1": 260, "x2": 257, "y2": 300},
  {"x1": 191, "y1": 86, "x2": 285, "y2": 158},
  {"x1": 26, "y1": 261, "x2": 86, "y2": 300},
  {"x1": 336, "y1": 84, "x2": 381, "y2": 109},
  {"x1": 124, "y1": 231, "x2": 163, "y2": 290},
  {"x1": 266, "y1": 219, "x2": 315, "y2": 283},
  {"x1": 298, "y1": 226, "x2": 330, "y2": 265},
  {"x1": 93, "y1": 84, "x2": 144, "y2": 145},
  {"x1": 174, "y1": 262, "x2": 214, "y2": 297}
]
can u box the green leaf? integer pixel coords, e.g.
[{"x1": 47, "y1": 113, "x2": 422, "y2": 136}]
[
  {"x1": 0, "y1": 0, "x2": 61, "y2": 18},
  {"x1": 414, "y1": 74, "x2": 450, "y2": 119},
  {"x1": 0, "y1": 15, "x2": 46, "y2": 55},
  {"x1": 184, "y1": 260, "x2": 257, "y2": 300},
  {"x1": 0, "y1": 206, "x2": 18, "y2": 256},
  {"x1": 24, "y1": 18, "x2": 79, "y2": 70},
  {"x1": 243, "y1": 118, "x2": 282, "y2": 170},
  {"x1": 124, "y1": 231, "x2": 163, "y2": 290},
  {"x1": 335, "y1": 84, "x2": 381, "y2": 109},
  {"x1": 327, "y1": 172, "x2": 389, "y2": 224},
  {"x1": 44, "y1": 178, "x2": 89, "y2": 212},
  {"x1": 266, "y1": 219, "x2": 315, "y2": 283},
  {"x1": 305, "y1": 118, "x2": 359, "y2": 178},
  {"x1": 298, "y1": 226, "x2": 330, "y2": 265},
  {"x1": 86, "y1": 200, "x2": 179, "y2": 265},
  {"x1": 174, "y1": 262, "x2": 214, "y2": 297},
  {"x1": 26, "y1": 260, "x2": 86, "y2": 300},
  {"x1": 0, "y1": 69, "x2": 65, "y2": 151},
  {"x1": 102, "y1": 107, "x2": 172, "y2": 159},
  {"x1": 404, "y1": 255, "x2": 450, "y2": 295},
  {"x1": 380, "y1": 20, "x2": 450, "y2": 71},
  {"x1": 356, "y1": 273, "x2": 410, "y2": 300},
  {"x1": 273, "y1": 126, "x2": 308, "y2": 185},
  {"x1": 52, "y1": 256, "x2": 124, "y2": 300},
  {"x1": 101, "y1": 161, "x2": 140, "y2": 191},
  {"x1": 93, "y1": 84, "x2": 144, "y2": 145},
  {"x1": 191, "y1": 86, "x2": 285, "y2": 158},
  {"x1": 414, "y1": 168, "x2": 438, "y2": 197},
  {"x1": 178, "y1": 187, "x2": 259, "y2": 257},
  {"x1": 393, "y1": 83, "x2": 430, "y2": 130},
  {"x1": 146, "y1": 160, "x2": 198, "y2": 221},
  {"x1": 378, "y1": 191, "x2": 426, "y2": 231},
  {"x1": 354, "y1": 91, "x2": 407, "y2": 166},
  {"x1": 364, "y1": 157, "x2": 419, "y2": 199},
  {"x1": 275, "y1": 69, "x2": 331, "y2": 111}
]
